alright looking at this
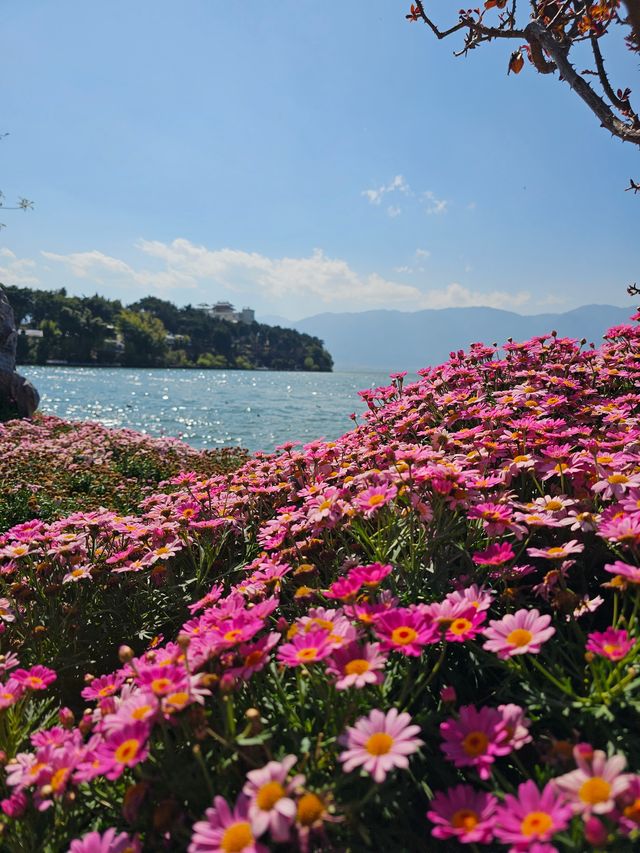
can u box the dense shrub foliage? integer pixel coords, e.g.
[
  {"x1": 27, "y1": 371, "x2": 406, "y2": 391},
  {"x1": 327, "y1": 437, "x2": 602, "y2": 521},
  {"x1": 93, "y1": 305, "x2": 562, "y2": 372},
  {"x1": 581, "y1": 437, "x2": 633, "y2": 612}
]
[
  {"x1": 0, "y1": 415, "x2": 248, "y2": 530},
  {"x1": 4, "y1": 286, "x2": 333, "y2": 371},
  {"x1": 1, "y1": 316, "x2": 640, "y2": 851}
]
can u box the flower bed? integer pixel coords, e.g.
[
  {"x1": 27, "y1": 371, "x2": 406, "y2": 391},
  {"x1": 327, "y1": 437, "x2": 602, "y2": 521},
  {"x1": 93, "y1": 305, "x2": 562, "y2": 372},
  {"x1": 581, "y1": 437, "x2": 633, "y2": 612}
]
[
  {"x1": 1, "y1": 317, "x2": 640, "y2": 851},
  {"x1": 0, "y1": 415, "x2": 248, "y2": 530}
]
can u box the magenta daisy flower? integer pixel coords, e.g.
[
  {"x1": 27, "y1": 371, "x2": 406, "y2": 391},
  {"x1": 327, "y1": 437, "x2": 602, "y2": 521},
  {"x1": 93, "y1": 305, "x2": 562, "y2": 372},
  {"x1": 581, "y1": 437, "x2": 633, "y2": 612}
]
[
  {"x1": 325, "y1": 641, "x2": 387, "y2": 690},
  {"x1": 339, "y1": 708, "x2": 423, "y2": 783},
  {"x1": 427, "y1": 784, "x2": 497, "y2": 844},
  {"x1": 586, "y1": 627, "x2": 634, "y2": 661},
  {"x1": 373, "y1": 607, "x2": 438, "y2": 656},
  {"x1": 188, "y1": 795, "x2": 267, "y2": 853},
  {"x1": 276, "y1": 629, "x2": 334, "y2": 667},
  {"x1": 93, "y1": 722, "x2": 151, "y2": 780},
  {"x1": 440, "y1": 705, "x2": 510, "y2": 780},
  {"x1": 12, "y1": 665, "x2": 57, "y2": 691},
  {"x1": 355, "y1": 484, "x2": 398, "y2": 517},
  {"x1": 494, "y1": 781, "x2": 572, "y2": 847},
  {"x1": 482, "y1": 609, "x2": 555, "y2": 658},
  {"x1": 554, "y1": 748, "x2": 630, "y2": 815},
  {"x1": 604, "y1": 560, "x2": 640, "y2": 584},
  {"x1": 242, "y1": 755, "x2": 304, "y2": 842},
  {"x1": 472, "y1": 542, "x2": 515, "y2": 566}
]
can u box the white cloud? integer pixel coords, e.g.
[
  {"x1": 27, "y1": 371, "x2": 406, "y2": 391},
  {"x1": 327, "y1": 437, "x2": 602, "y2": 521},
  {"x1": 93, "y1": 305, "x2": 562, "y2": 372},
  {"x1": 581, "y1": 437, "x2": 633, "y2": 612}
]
[
  {"x1": 362, "y1": 174, "x2": 410, "y2": 205},
  {"x1": 38, "y1": 239, "x2": 532, "y2": 315},
  {"x1": 419, "y1": 283, "x2": 530, "y2": 311},
  {"x1": 415, "y1": 248, "x2": 430, "y2": 258},
  {"x1": 0, "y1": 249, "x2": 40, "y2": 286},
  {"x1": 387, "y1": 205, "x2": 402, "y2": 218},
  {"x1": 423, "y1": 191, "x2": 448, "y2": 215}
]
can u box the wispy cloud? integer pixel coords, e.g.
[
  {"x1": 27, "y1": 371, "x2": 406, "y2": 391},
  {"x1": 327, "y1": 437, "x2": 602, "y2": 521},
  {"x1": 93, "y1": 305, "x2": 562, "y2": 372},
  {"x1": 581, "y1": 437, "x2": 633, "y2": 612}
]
[
  {"x1": 423, "y1": 191, "x2": 448, "y2": 215},
  {"x1": 39, "y1": 238, "x2": 532, "y2": 315},
  {"x1": 415, "y1": 248, "x2": 430, "y2": 258},
  {"x1": 387, "y1": 205, "x2": 402, "y2": 218},
  {"x1": 362, "y1": 174, "x2": 410, "y2": 206},
  {"x1": 0, "y1": 248, "x2": 40, "y2": 286}
]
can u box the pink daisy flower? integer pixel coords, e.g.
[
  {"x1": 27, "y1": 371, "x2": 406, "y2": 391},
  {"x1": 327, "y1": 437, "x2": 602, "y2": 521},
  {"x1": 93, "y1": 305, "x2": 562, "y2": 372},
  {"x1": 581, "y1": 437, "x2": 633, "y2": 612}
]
[
  {"x1": 527, "y1": 539, "x2": 584, "y2": 560},
  {"x1": 354, "y1": 484, "x2": 398, "y2": 517},
  {"x1": 12, "y1": 665, "x2": 57, "y2": 691},
  {"x1": 373, "y1": 607, "x2": 438, "y2": 656},
  {"x1": 604, "y1": 560, "x2": 640, "y2": 584},
  {"x1": 339, "y1": 708, "x2": 423, "y2": 783},
  {"x1": 68, "y1": 828, "x2": 141, "y2": 853},
  {"x1": 443, "y1": 607, "x2": 487, "y2": 643},
  {"x1": 426, "y1": 783, "x2": 498, "y2": 844},
  {"x1": 446, "y1": 584, "x2": 495, "y2": 613},
  {"x1": 276, "y1": 629, "x2": 334, "y2": 667},
  {"x1": 348, "y1": 562, "x2": 393, "y2": 587},
  {"x1": 188, "y1": 794, "x2": 267, "y2": 853},
  {"x1": 325, "y1": 641, "x2": 387, "y2": 690},
  {"x1": 494, "y1": 781, "x2": 572, "y2": 847},
  {"x1": 554, "y1": 748, "x2": 630, "y2": 815},
  {"x1": 498, "y1": 703, "x2": 532, "y2": 751},
  {"x1": 482, "y1": 609, "x2": 555, "y2": 658},
  {"x1": 472, "y1": 542, "x2": 515, "y2": 566},
  {"x1": 242, "y1": 755, "x2": 304, "y2": 842},
  {"x1": 93, "y1": 722, "x2": 150, "y2": 780},
  {"x1": 440, "y1": 705, "x2": 510, "y2": 780},
  {"x1": 586, "y1": 627, "x2": 634, "y2": 661}
]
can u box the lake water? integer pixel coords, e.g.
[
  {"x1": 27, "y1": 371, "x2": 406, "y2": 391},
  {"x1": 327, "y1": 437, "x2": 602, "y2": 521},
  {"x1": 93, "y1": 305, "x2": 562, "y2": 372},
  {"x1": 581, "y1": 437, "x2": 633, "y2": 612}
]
[{"x1": 21, "y1": 367, "x2": 396, "y2": 453}]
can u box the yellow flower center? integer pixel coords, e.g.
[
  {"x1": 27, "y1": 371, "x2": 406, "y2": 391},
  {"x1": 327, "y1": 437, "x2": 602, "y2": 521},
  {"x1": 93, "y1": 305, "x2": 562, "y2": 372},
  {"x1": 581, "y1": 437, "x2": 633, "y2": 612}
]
[
  {"x1": 165, "y1": 691, "x2": 189, "y2": 708},
  {"x1": 256, "y1": 781, "x2": 285, "y2": 811},
  {"x1": 297, "y1": 792, "x2": 324, "y2": 826},
  {"x1": 150, "y1": 677, "x2": 172, "y2": 695},
  {"x1": 451, "y1": 808, "x2": 480, "y2": 831},
  {"x1": 391, "y1": 626, "x2": 418, "y2": 645},
  {"x1": 513, "y1": 455, "x2": 530, "y2": 463},
  {"x1": 220, "y1": 821, "x2": 253, "y2": 852},
  {"x1": 26, "y1": 677, "x2": 44, "y2": 689},
  {"x1": 449, "y1": 618, "x2": 473, "y2": 636},
  {"x1": 623, "y1": 797, "x2": 640, "y2": 824},
  {"x1": 365, "y1": 732, "x2": 394, "y2": 755},
  {"x1": 132, "y1": 705, "x2": 152, "y2": 720},
  {"x1": 462, "y1": 731, "x2": 489, "y2": 757},
  {"x1": 297, "y1": 647, "x2": 318, "y2": 662},
  {"x1": 114, "y1": 738, "x2": 141, "y2": 764},
  {"x1": 507, "y1": 628, "x2": 533, "y2": 648},
  {"x1": 50, "y1": 767, "x2": 68, "y2": 792},
  {"x1": 546, "y1": 546, "x2": 567, "y2": 557},
  {"x1": 224, "y1": 629, "x2": 242, "y2": 643},
  {"x1": 520, "y1": 811, "x2": 553, "y2": 837},
  {"x1": 344, "y1": 658, "x2": 370, "y2": 676},
  {"x1": 98, "y1": 684, "x2": 116, "y2": 697},
  {"x1": 545, "y1": 500, "x2": 563, "y2": 510},
  {"x1": 307, "y1": 618, "x2": 334, "y2": 632},
  {"x1": 244, "y1": 650, "x2": 264, "y2": 667},
  {"x1": 367, "y1": 494, "x2": 386, "y2": 506},
  {"x1": 608, "y1": 474, "x2": 628, "y2": 484},
  {"x1": 603, "y1": 643, "x2": 623, "y2": 658},
  {"x1": 579, "y1": 777, "x2": 612, "y2": 805}
]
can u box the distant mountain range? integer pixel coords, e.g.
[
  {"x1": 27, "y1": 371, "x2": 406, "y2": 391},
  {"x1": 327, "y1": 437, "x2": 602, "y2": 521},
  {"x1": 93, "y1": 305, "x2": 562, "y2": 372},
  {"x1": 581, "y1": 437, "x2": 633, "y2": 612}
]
[{"x1": 259, "y1": 304, "x2": 635, "y2": 371}]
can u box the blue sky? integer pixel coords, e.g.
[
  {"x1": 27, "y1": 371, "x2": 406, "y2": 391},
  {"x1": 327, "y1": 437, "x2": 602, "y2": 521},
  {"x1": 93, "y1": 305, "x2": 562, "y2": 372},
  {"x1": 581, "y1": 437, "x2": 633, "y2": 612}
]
[{"x1": 1, "y1": 0, "x2": 638, "y2": 320}]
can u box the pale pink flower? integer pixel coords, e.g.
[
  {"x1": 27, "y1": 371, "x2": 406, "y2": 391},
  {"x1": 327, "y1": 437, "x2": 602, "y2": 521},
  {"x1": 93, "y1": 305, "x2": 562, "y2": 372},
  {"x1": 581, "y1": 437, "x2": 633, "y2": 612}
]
[
  {"x1": 483, "y1": 609, "x2": 555, "y2": 658},
  {"x1": 339, "y1": 708, "x2": 423, "y2": 783},
  {"x1": 68, "y1": 828, "x2": 141, "y2": 853},
  {"x1": 440, "y1": 705, "x2": 510, "y2": 779},
  {"x1": 242, "y1": 755, "x2": 304, "y2": 842},
  {"x1": 188, "y1": 794, "x2": 267, "y2": 853},
  {"x1": 527, "y1": 539, "x2": 584, "y2": 560},
  {"x1": 325, "y1": 642, "x2": 386, "y2": 689},
  {"x1": 554, "y1": 748, "x2": 630, "y2": 815}
]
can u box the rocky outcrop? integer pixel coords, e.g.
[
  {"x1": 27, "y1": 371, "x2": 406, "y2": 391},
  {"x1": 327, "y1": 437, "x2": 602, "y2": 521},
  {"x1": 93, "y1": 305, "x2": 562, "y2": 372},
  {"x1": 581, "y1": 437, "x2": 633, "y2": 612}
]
[{"x1": 0, "y1": 288, "x2": 39, "y2": 419}]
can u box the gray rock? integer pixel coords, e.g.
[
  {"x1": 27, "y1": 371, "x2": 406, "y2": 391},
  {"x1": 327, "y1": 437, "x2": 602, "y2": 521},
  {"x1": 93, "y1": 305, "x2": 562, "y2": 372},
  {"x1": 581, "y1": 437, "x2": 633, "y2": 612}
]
[{"x1": 0, "y1": 287, "x2": 39, "y2": 419}]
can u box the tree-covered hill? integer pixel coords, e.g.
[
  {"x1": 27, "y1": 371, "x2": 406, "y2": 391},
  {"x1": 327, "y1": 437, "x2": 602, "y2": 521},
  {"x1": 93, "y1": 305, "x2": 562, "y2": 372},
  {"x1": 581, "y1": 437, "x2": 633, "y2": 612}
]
[{"x1": 3, "y1": 286, "x2": 333, "y2": 371}]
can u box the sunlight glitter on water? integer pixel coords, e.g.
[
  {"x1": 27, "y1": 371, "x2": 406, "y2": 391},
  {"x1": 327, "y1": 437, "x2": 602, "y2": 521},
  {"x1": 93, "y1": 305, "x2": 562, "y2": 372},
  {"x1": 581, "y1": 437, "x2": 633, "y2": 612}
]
[{"x1": 22, "y1": 367, "x2": 397, "y2": 453}]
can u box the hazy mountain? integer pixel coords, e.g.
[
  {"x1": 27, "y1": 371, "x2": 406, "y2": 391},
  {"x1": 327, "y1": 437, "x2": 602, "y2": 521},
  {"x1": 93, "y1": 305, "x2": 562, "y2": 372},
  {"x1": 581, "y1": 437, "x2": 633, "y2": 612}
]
[{"x1": 292, "y1": 304, "x2": 633, "y2": 371}]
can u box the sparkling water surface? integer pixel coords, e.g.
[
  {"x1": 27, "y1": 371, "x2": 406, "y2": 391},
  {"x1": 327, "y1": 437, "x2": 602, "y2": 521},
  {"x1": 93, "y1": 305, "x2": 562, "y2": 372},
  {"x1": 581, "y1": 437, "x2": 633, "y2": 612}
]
[{"x1": 22, "y1": 367, "x2": 396, "y2": 453}]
